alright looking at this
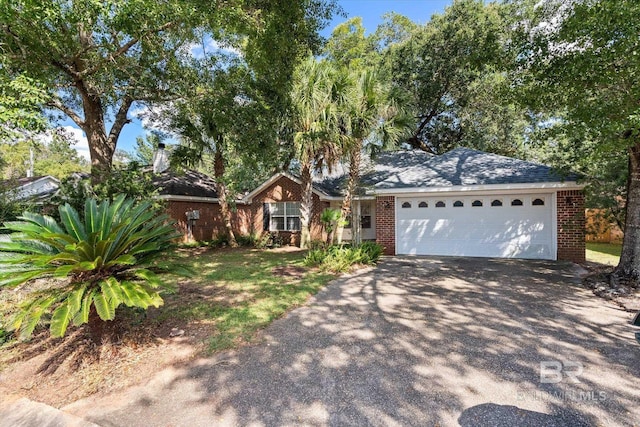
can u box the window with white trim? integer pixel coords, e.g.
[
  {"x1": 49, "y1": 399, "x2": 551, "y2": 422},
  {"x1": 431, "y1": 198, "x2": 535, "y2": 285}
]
[
  {"x1": 269, "y1": 202, "x2": 301, "y2": 231},
  {"x1": 345, "y1": 203, "x2": 372, "y2": 229}
]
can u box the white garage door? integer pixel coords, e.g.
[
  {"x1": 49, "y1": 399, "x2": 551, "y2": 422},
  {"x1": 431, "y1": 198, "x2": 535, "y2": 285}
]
[{"x1": 396, "y1": 194, "x2": 554, "y2": 259}]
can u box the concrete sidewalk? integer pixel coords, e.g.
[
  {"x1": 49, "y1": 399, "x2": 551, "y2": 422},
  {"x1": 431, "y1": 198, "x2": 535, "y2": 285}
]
[{"x1": 0, "y1": 397, "x2": 100, "y2": 427}]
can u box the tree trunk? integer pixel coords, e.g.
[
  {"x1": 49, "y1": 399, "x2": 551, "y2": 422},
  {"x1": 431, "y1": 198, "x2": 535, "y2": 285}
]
[
  {"x1": 337, "y1": 141, "x2": 363, "y2": 244},
  {"x1": 299, "y1": 160, "x2": 313, "y2": 248},
  {"x1": 82, "y1": 97, "x2": 113, "y2": 185},
  {"x1": 213, "y1": 144, "x2": 238, "y2": 247},
  {"x1": 615, "y1": 142, "x2": 640, "y2": 278}
]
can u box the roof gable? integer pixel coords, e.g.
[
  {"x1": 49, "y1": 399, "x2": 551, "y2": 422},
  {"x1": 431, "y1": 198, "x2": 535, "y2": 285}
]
[{"x1": 244, "y1": 172, "x2": 331, "y2": 202}]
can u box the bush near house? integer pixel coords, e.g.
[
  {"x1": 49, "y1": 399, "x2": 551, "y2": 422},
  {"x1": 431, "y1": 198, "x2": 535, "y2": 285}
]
[
  {"x1": 304, "y1": 242, "x2": 384, "y2": 272},
  {"x1": 0, "y1": 195, "x2": 182, "y2": 340}
]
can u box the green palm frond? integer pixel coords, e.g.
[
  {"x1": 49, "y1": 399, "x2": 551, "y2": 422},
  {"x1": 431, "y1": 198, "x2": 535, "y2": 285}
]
[{"x1": 0, "y1": 196, "x2": 185, "y2": 339}]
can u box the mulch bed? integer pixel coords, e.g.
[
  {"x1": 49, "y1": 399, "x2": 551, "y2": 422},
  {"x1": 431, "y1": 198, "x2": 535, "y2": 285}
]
[{"x1": 582, "y1": 263, "x2": 640, "y2": 312}]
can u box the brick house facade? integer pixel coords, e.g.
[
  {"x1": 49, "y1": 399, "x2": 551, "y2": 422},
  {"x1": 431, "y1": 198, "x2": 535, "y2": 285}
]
[
  {"x1": 163, "y1": 175, "x2": 329, "y2": 245},
  {"x1": 159, "y1": 148, "x2": 586, "y2": 262}
]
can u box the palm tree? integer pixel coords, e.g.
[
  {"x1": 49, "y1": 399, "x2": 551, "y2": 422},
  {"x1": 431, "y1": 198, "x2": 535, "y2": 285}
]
[
  {"x1": 170, "y1": 65, "x2": 259, "y2": 247},
  {"x1": 337, "y1": 69, "x2": 411, "y2": 244},
  {"x1": 291, "y1": 57, "x2": 347, "y2": 248}
]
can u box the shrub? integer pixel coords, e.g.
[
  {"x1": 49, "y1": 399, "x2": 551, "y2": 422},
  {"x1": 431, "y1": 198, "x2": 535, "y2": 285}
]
[
  {"x1": 0, "y1": 195, "x2": 183, "y2": 339},
  {"x1": 52, "y1": 162, "x2": 163, "y2": 219},
  {"x1": 303, "y1": 242, "x2": 384, "y2": 272},
  {"x1": 209, "y1": 234, "x2": 231, "y2": 248},
  {"x1": 253, "y1": 232, "x2": 284, "y2": 249},
  {"x1": 236, "y1": 233, "x2": 259, "y2": 247}
]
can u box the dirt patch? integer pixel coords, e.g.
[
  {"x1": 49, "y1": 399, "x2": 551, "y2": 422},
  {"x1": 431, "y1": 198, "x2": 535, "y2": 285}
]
[
  {"x1": 271, "y1": 265, "x2": 307, "y2": 279},
  {"x1": 0, "y1": 278, "x2": 221, "y2": 408},
  {"x1": 581, "y1": 263, "x2": 640, "y2": 312}
]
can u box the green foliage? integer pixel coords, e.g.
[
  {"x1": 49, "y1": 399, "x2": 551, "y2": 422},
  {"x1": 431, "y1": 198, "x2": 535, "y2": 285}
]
[
  {"x1": 0, "y1": 73, "x2": 47, "y2": 141},
  {"x1": 324, "y1": 17, "x2": 379, "y2": 69},
  {"x1": 320, "y1": 208, "x2": 346, "y2": 245},
  {"x1": 0, "y1": 0, "x2": 340, "y2": 177},
  {"x1": 304, "y1": 242, "x2": 383, "y2": 272},
  {"x1": 509, "y1": 0, "x2": 640, "y2": 275},
  {"x1": 0, "y1": 185, "x2": 33, "y2": 229},
  {"x1": 385, "y1": 0, "x2": 522, "y2": 154},
  {"x1": 0, "y1": 196, "x2": 181, "y2": 338},
  {"x1": 53, "y1": 162, "x2": 162, "y2": 218},
  {"x1": 0, "y1": 127, "x2": 89, "y2": 180},
  {"x1": 132, "y1": 133, "x2": 170, "y2": 165},
  {"x1": 159, "y1": 248, "x2": 335, "y2": 352}
]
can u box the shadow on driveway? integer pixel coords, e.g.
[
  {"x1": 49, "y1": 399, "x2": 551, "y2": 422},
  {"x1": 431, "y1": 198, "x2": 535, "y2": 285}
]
[{"x1": 66, "y1": 257, "x2": 640, "y2": 426}]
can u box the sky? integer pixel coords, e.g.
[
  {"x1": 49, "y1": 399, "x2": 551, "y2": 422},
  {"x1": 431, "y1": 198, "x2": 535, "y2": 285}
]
[{"x1": 64, "y1": 0, "x2": 453, "y2": 161}]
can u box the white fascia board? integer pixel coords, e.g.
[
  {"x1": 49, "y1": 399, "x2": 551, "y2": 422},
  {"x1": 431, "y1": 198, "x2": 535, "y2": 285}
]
[
  {"x1": 157, "y1": 194, "x2": 248, "y2": 204},
  {"x1": 318, "y1": 195, "x2": 375, "y2": 202},
  {"x1": 243, "y1": 172, "x2": 289, "y2": 202},
  {"x1": 31, "y1": 176, "x2": 60, "y2": 187},
  {"x1": 369, "y1": 181, "x2": 584, "y2": 197}
]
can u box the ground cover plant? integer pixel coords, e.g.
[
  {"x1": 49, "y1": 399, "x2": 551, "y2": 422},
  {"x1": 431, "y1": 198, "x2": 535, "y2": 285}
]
[{"x1": 304, "y1": 242, "x2": 384, "y2": 272}]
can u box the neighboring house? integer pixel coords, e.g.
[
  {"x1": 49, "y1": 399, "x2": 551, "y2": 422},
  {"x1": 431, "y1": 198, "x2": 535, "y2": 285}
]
[
  {"x1": 1, "y1": 175, "x2": 60, "y2": 202},
  {"x1": 157, "y1": 148, "x2": 586, "y2": 262}
]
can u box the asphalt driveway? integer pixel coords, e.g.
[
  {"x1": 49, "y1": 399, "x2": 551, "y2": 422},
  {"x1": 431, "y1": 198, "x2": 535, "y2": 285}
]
[{"x1": 65, "y1": 257, "x2": 640, "y2": 426}]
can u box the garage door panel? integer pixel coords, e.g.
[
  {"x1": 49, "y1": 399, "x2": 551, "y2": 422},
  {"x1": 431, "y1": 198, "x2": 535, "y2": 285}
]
[{"x1": 396, "y1": 195, "x2": 554, "y2": 259}]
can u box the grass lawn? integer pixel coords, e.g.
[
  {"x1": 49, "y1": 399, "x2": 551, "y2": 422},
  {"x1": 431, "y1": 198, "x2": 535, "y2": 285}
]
[
  {"x1": 0, "y1": 247, "x2": 336, "y2": 406},
  {"x1": 585, "y1": 242, "x2": 622, "y2": 266},
  {"x1": 162, "y1": 246, "x2": 336, "y2": 352}
]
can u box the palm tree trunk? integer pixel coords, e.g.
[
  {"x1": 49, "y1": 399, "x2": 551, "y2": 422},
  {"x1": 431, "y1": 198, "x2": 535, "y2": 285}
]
[
  {"x1": 213, "y1": 143, "x2": 238, "y2": 247},
  {"x1": 299, "y1": 160, "x2": 313, "y2": 248},
  {"x1": 337, "y1": 140, "x2": 363, "y2": 244}
]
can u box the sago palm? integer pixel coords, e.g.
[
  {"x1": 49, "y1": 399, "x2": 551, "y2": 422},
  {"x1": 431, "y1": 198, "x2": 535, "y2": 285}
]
[{"x1": 0, "y1": 195, "x2": 181, "y2": 339}]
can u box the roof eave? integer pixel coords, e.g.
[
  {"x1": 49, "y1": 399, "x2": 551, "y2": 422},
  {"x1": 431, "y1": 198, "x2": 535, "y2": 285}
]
[
  {"x1": 368, "y1": 181, "x2": 585, "y2": 196},
  {"x1": 157, "y1": 194, "x2": 247, "y2": 204}
]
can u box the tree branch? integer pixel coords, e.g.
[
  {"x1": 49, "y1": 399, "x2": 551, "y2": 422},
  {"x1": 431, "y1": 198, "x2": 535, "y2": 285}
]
[
  {"x1": 107, "y1": 96, "x2": 134, "y2": 149},
  {"x1": 3, "y1": 25, "x2": 28, "y2": 59},
  {"x1": 80, "y1": 22, "x2": 175, "y2": 78},
  {"x1": 46, "y1": 97, "x2": 85, "y2": 128}
]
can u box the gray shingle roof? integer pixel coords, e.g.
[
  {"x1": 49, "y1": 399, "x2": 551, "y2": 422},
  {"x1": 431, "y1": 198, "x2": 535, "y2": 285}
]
[
  {"x1": 314, "y1": 148, "x2": 576, "y2": 197},
  {"x1": 154, "y1": 170, "x2": 219, "y2": 198}
]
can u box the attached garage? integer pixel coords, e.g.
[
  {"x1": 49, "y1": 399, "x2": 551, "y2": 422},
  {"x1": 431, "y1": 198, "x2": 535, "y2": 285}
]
[
  {"x1": 395, "y1": 194, "x2": 555, "y2": 259},
  {"x1": 312, "y1": 147, "x2": 583, "y2": 262}
]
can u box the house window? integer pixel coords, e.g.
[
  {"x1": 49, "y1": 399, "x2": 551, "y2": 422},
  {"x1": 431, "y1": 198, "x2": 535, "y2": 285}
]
[
  {"x1": 453, "y1": 200, "x2": 464, "y2": 207},
  {"x1": 418, "y1": 201, "x2": 428, "y2": 208},
  {"x1": 361, "y1": 203, "x2": 372, "y2": 229},
  {"x1": 401, "y1": 202, "x2": 412, "y2": 208},
  {"x1": 511, "y1": 199, "x2": 523, "y2": 206},
  {"x1": 269, "y1": 202, "x2": 301, "y2": 231},
  {"x1": 472, "y1": 200, "x2": 483, "y2": 207},
  {"x1": 435, "y1": 201, "x2": 446, "y2": 208},
  {"x1": 345, "y1": 203, "x2": 372, "y2": 229},
  {"x1": 491, "y1": 199, "x2": 503, "y2": 207},
  {"x1": 532, "y1": 198, "x2": 545, "y2": 206}
]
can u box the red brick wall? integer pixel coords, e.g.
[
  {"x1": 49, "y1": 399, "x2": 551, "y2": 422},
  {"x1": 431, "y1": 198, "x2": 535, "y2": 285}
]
[
  {"x1": 557, "y1": 190, "x2": 586, "y2": 262},
  {"x1": 165, "y1": 200, "x2": 251, "y2": 242},
  {"x1": 164, "y1": 175, "x2": 330, "y2": 244},
  {"x1": 376, "y1": 196, "x2": 396, "y2": 255},
  {"x1": 248, "y1": 175, "x2": 328, "y2": 245}
]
